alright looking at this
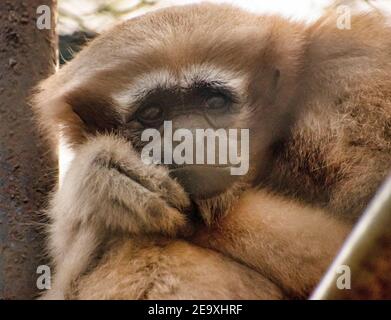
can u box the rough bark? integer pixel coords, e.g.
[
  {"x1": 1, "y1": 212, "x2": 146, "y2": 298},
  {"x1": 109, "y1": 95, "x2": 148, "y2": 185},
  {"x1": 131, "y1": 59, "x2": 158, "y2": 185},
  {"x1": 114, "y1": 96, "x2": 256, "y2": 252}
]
[{"x1": 0, "y1": 0, "x2": 57, "y2": 299}]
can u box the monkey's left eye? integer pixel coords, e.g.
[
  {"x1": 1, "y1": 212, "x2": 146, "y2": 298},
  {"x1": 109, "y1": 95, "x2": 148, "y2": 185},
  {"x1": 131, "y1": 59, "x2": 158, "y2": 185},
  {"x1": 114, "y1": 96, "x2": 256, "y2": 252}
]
[
  {"x1": 136, "y1": 105, "x2": 164, "y2": 125},
  {"x1": 205, "y1": 95, "x2": 229, "y2": 110}
]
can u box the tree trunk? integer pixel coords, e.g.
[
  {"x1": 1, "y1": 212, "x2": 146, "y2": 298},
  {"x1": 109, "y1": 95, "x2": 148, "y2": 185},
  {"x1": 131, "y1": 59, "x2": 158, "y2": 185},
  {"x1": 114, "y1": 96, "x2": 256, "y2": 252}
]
[{"x1": 0, "y1": 0, "x2": 57, "y2": 299}]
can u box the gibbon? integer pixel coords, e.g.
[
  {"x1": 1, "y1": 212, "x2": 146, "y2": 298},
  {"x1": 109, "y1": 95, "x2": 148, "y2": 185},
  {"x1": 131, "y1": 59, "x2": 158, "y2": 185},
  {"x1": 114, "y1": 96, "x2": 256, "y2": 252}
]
[{"x1": 32, "y1": 3, "x2": 391, "y2": 299}]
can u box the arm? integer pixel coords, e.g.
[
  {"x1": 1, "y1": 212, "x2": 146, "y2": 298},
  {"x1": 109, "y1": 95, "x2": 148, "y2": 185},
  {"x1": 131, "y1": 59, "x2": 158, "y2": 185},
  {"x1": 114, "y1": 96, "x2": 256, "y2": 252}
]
[
  {"x1": 42, "y1": 134, "x2": 192, "y2": 299},
  {"x1": 192, "y1": 190, "x2": 350, "y2": 298}
]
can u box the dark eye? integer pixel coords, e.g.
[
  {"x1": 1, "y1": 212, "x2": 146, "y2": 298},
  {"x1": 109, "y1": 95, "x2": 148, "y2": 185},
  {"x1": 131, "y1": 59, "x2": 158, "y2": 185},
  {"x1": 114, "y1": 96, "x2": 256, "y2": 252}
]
[
  {"x1": 205, "y1": 95, "x2": 229, "y2": 110},
  {"x1": 136, "y1": 105, "x2": 164, "y2": 125}
]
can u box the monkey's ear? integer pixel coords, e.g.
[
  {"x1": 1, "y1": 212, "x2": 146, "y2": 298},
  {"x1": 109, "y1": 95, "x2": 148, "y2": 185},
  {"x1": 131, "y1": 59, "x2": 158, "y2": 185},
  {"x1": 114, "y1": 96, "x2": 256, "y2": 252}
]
[
  {"x1": 248, "y1": 64, "x2": 281, "y2": 107},
  {"x1": 30, "y1": 80, "x2": 121, "y2": 157},
  {"x1": 251, "y1": 15, "x2": 307, "y2": 110},
  {"x1": 30, "y1": 83, "x2": 87, "y2": 155}
]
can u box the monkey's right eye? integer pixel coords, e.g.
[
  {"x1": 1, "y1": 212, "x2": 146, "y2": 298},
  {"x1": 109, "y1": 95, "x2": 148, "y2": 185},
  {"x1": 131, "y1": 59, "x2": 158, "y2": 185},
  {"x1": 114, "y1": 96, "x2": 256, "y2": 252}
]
[{"x1": 136, "y1": 105, "x2": 164, "y2": 125}]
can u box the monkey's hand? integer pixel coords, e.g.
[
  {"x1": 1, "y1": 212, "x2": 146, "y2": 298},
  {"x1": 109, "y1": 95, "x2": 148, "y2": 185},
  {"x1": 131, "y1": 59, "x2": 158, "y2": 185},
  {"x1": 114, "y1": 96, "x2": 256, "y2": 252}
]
[
  {"x1": 56, "y1": 134, "x2": 192, "y2": 236},
  {"x1": 42, "y1": 134, "x2": 193, "y2": 300}
]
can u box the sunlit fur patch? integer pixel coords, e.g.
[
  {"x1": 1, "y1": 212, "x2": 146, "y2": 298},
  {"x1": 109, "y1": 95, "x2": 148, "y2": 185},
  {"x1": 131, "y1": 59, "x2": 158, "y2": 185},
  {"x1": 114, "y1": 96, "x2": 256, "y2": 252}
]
[
  {"x1": 112, "y1": 69, "x2": 177, "y2": 113},
  {"x1": 58, "y1": 131, "x2": 76, "y2": 188}
]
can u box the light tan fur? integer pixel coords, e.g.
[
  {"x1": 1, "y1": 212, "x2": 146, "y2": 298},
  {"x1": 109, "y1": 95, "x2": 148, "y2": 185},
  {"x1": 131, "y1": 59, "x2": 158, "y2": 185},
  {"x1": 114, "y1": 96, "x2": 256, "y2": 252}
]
[
  {"x1": 75, "y1": 187, "x2": 349, "y2": 299},
  {"x1": 31, "y1": 3, "x2": 391, "y2": 299}
]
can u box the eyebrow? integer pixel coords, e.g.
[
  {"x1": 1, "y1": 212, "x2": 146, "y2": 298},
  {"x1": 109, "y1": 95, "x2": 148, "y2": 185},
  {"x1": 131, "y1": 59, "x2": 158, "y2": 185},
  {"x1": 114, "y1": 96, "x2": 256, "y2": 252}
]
[
  {"x1": 191, "y1": 80, "x2": 240, "y2": 103},
  {"x1": 112, "y1": 65, "x2": 247, "y2": 110},
  {"x1": 134, "y1": 80, "x2": 240, "y2": 105}
]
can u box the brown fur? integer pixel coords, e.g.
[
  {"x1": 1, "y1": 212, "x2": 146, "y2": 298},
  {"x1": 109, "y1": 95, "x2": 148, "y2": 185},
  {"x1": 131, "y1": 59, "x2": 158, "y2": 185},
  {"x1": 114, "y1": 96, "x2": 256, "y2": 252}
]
[
  {"x1": 76, "y1": 236, "x2": 284, "y2": 300},
  {"x1": 74, "y1": 190, "x2": 348, "y2": 299},
  {"x1": 31, "y1": 4, "x2": 391, "y2": 299}
]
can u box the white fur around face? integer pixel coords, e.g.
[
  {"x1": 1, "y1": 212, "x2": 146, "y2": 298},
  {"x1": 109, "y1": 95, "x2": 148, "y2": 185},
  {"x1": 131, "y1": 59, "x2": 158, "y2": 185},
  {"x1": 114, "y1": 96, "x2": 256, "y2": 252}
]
[
  {"x1": 58, "y1": 131, "x2": 76, "y2": 188},
  {"x1": 112, "y1": 69, "x2": 177, "y2": 112},
  {"x1": 180, "y1": 64, "x2": 247, "y2": 94}
]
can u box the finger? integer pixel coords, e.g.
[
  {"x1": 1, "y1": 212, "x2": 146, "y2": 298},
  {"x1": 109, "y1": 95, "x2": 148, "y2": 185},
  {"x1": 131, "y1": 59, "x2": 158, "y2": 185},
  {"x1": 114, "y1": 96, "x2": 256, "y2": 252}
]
[
  {"x1": 95, "y1": 150, "x2": 191, "y2": 212},
  {"x1": 98, "y1": 169, "x2": 189, "y2": 235}
]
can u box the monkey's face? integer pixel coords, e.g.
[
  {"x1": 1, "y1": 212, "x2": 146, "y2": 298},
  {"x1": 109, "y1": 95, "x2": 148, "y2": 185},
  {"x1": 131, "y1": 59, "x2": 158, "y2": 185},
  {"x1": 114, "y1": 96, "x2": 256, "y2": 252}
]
[
  {"x1": 68, "y1": 64, "x2": 257, "y2": 222},
  {"x1": 36, "y1": 4, "x2": 305, "y2": 223}
]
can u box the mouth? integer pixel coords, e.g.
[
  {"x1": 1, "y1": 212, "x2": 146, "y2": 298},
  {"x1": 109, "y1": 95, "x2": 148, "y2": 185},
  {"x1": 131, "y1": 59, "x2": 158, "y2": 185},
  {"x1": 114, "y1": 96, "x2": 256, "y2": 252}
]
[{"x1": 169, "y1": 164, "x2": 241, "y2": 200}]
